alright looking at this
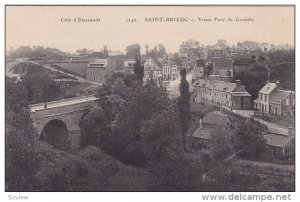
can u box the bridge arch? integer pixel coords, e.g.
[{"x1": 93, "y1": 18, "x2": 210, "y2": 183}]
[
  {"x1": 40, "y1": 119, "x2": 69, "y2": 150},
  {"x1": 29, "y1": 95, "x2": 99, "y2": 149}
]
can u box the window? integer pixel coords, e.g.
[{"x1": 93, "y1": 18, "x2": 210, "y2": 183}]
[
  {"x1": 260, "y1": 94, "x2": 263, "y2": 101},
  {"x1": 286, "y1": 98, "x2": 289, "y2": 106}
]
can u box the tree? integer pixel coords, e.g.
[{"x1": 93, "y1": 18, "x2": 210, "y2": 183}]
[
  {"x1": 10, "y1": 46, "x2": 33, "y2": 59},
  {"x1": 21, "y1": 63, "x2": 62, "y2": 103},
  {"x1": 269, "y1": 63, "x2": 295, "y2": 91},
  {"x1": 231, "y1": 119, "x2": 267, "y2": 157},
  {"x1": 148, "y1": 153, "x2": 204, "y2": 191},
  {"x1": 158, "y1": 44, "x2": 167, "y2": 57},
  {"x1": 140, "y1": 111, "x2": 181, "y2": 163},
  {"x1": 178, "y1": 68, "x2": 191, "y2": 151},
  {"x1": 200, "y1": 151, "x2": 211, "y2": 172},
  {"x1": 76, "y1": 48, "x2": 88, "y2": 55},
  {"x1": 126, "y1": 44, "x2": 141, "y2": 59},
  {"x1": 5, "y1": 79, "x2": 42, "y2": 191},
  {"x1": 210, "y1": 128, "x2": 232, "y2": 161},
  {"x1": 133, "y1": 57, "x2": 144, "y2": 82},
  {"x1": 233, "y1": 64, "x2": 268, "y2": 101}
]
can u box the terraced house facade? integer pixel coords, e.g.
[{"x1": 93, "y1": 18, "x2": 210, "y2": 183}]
[
  {"x1": 193, "y1": 78, "x2": 251, "y2": 110},
  {"x1": 253, "y1": 82, "x2": 295, "y2": 116}
]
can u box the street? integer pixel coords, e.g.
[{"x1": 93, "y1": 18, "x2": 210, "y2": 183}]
[
  {"x1": 168, "y1": 73, "x2": 193, "y2": 99},
  {"x1": 232, "y1": 109, "x2": 289, "y2": 135}
]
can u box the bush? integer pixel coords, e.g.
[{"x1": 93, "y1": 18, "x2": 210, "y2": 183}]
[{"x1": 77, "y1": 146, "x2": 104, "y2": 161}]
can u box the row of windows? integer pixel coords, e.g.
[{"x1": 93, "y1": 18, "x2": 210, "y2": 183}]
[
  {"x1": 88, "y1": 69, "x2": 102, "y2": 74},
  {"x1": 270, "y1": 105, "x2": 281, "y2": 115},
  {"x1": 260, "y1": 93, "x2": 268, "y2": 102},
  {"x1": 89, "y1": 76, "x2": 102, "y2": 82}
]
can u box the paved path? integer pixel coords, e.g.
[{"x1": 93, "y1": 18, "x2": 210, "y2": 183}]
[
  {"x1": 197, "y1": 100, "x2": 289, "y2": 135},
  {"x1": 232, "y1": 109, "x2": 288, "y2": 135}
]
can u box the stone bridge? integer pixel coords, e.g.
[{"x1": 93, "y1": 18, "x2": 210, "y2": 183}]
[{"x1": 28, "y1": 95, "x2": 98, "y2": 149}]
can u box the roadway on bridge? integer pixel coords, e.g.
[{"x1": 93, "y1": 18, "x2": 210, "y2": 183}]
[{"x1": 30, "y1": 96, "x2": 98, "y2": 112}]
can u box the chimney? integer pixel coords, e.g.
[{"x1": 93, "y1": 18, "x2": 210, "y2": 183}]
[
  {"x1": 199, "y1": 118, "x2": 203, "y2": 129},
  {"x1": 275, "y1": 80, "x2": 280, "y2": 88},
  {"x1": 288, "y1": 127, "x2": 295, "y2": 137},
  {"x1": 236, "y1": 79, "x2": 241, "y2": 86}
]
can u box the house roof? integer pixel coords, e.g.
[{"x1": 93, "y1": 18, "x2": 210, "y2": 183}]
[
  {"x1": 202, "y1": 111, "x2": 231, "y2": 126},
  {"x1": 194, "y1": 79, "x2": 236, "y2": 92},
  {"x1": 269, "y1": 89, "x2": 291, "y2": 103},
  {"x1": 231, "y1": 86, "x2": 251, "y2": 96},
  {"x1": 93, "y1": 58, "x2": 107, "y2": 64},
  {"x1": 253, "y1": 97, "x2": 260, "y2": 103},
  {"x1": 231, "y1": 92, "x2": 251, "y2": 97},
  {"x1": 192, "y1": 127, "x2": 213, "y2": 140},
  {"x1": 259, "y1": 82, "x2": 277, "y2": 94},
  {"x1": 193, "y1": 78, "x2": 250, "y2": 95},
  {"x1": 124, "y1": 60, "x2": 136, "y2": 67},
  {"x1": 264, "y1": 133, "x2": 294, "y2": 148},
  {"x1": 144, "y1": 57, "x2": 160, "y2": 70}
]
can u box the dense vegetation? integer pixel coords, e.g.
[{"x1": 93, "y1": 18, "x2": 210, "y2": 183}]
[
  {"x1": 9, "y1": 46, "x2": 66, "y2": 61},
  {"x1": 233, "y1": 64, "x2": 269, "y2": 101},
  {"x1": 5, "y1": 47, "x2": 295, "y2": 191},
  {"x1": 269, "y1": 63, "x2": 295, "y2": 91}
]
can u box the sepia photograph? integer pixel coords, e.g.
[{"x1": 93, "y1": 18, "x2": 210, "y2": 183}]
[{"x1": 4, "y1": 5, "x2": 295, "y2": 193}]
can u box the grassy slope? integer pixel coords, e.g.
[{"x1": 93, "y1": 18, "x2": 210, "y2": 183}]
[
  {"x1": 53, "y1": 63, "x2": 88, "y2": 78},
  {"x1": 35, "y1": 144, "x2": 156, "y2": 191},
  {"x1": 207, "y1": 159, "x2": 295, "y2": 191}
]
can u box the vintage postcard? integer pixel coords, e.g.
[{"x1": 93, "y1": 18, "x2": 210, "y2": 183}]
[{"x1": 5, "y1": 5, "x2": 295, "y2": 195}]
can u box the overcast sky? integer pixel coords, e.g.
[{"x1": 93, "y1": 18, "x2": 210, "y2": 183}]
[{"x1": 6, "y1": 6, "x2": 294, "y2": 54}]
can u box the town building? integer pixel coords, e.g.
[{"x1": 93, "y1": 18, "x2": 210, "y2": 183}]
[
  {"x1": 253, "y1": 82, "x2": 295, "y2": 116},
  {"x1": 181, "y1": 56, "x2": 198, "y2": 72},
  {"x1": 212, "y1": 56, "x2": 234, "y2": 79},
  {"x1": 86, "y1": 58, "x2": 111, "y2": 83},
  {"x1": 192, "y1": 60, "x2": 206, "y2": 83},
  {"x1": 264, "y1": 128, "x2": 295, "y2": 157},
  {"x1": 124, "y1": 59, "x2": 136, "y2": 74},
  {"x1": 170, "y1": 64, "x2": 179, "y2": 80},
  {"x1": 232, "y1": 58, "x2": 255, "y2": 76},
  {"x1": 143, "y1": 57, "x2": 163, "y2": 86},
  {"x1": 162, "y1": 64, "x2": 171, "y2": 80},
  {"x1": 191, "y1": 111, "x2": 231, "y2": 150},
  {"x1": 193, "y1": 78, "x2": 251, "y2": 110},
  {"x1": 180, "y1": 39, "x2": 201, "y2": 54}
]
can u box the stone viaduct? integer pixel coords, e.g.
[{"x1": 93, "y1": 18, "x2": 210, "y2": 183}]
[{"x1": 28, "y1": 95, "x2": 98, "y2": 149}]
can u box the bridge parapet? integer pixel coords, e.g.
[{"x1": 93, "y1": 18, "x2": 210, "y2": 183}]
[
  {"x1": 29, "y1": 95, "x2": 98, "y2": 112},
  {"x1": 28, "y1": 95, "x2": 99, "y2": 149}
]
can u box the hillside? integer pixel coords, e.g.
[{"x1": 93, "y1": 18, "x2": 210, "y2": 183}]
[
  {"x1": 27, "y1": 144, "x2": 157, "y2": 191},
  {"x1": 7, "y1": 61, "x2": 76, "y2": 81}
]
